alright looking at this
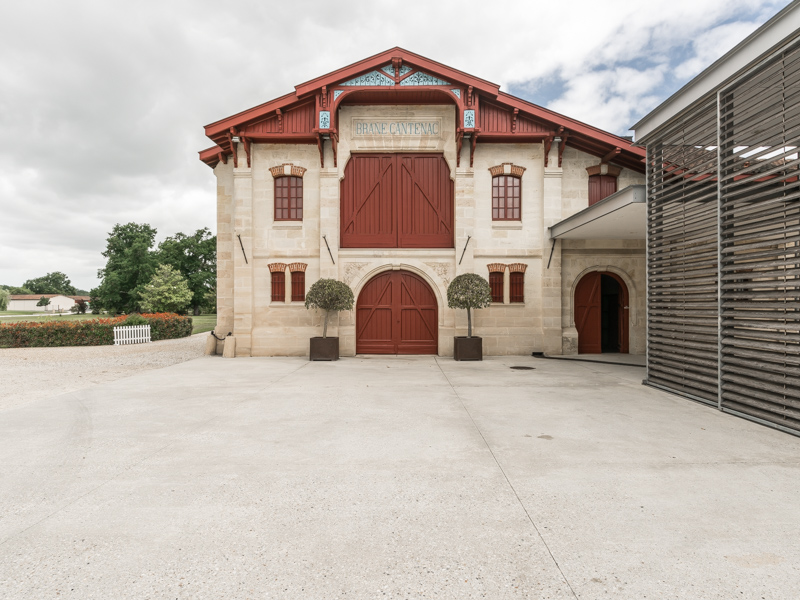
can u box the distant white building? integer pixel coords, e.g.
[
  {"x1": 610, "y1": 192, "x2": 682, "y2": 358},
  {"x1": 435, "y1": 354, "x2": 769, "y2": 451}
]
[{"x1": 7, "y1": 295, "x2": 90, "y2": 313}]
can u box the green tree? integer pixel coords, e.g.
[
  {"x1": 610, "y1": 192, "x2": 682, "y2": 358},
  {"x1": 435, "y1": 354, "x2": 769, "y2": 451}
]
[
  {"x1": 157, "y1": 228, "x2": 216, "y2": 315},
  {"x1": 0, "y1": 288, "x2": 9, "y2": 311},
  {"x1": 92, "y1": 223, "x2": 158, "y2": 314},
  {"x1": 139, "y1": 264, "x2": 193, "y2": 314},
  {"x1": 447, "y1": 273, "x2": 493, "y2": 338},
  {"x1": 36, "y1": 296, "x2": 51, "y2": 308},
  {"x1": 23, "y1": 272, "x2": 77, "y2": 295},
  {"x1": 1, "y1": 285, "x2": 34, "y2": 295},
  {"x1": 304, "y1": 279, "x2": 354, "y2": 338}
]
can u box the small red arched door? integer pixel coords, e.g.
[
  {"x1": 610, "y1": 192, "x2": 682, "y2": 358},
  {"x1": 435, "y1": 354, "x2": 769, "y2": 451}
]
[
  {"x1": 574, "y1": 272, "x2": 629, "y2": 354},
  {"x1": 357, "y1": 270, "x2": 438, "y2": 355}
]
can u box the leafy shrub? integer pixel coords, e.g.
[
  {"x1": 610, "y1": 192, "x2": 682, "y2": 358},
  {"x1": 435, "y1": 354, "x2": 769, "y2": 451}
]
[
  {"x1": 447, "y1": 273, "x2": 492, "y2": 338},
  {"x1": 140, "y1": 313, "x2": 193, "y2": 341},
  {"x1": 124, "y1": 313, "x2": 149, "y2": 326},
  {"x1": 304, "y1": 279, "x2": 354, "y2": 338},
  {"x1": 0, "y1": 313, "x2": 192, "y2": 348}
]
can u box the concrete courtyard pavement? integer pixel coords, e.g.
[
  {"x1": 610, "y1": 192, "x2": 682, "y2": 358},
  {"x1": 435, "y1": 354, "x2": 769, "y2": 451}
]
[{"x1": 1, "y1": 355, "x2": 799, "y2": 599}]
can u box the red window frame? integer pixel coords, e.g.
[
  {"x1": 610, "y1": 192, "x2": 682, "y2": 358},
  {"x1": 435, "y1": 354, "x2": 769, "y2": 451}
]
[
  {"x1": 271, "y1": 271, "x2": 285, "y2": 302},
  {"x1": 489, "y1": 272, "x2": 504, "y2": 303},
  {"x1": 510, "y1": 272, "x2": 524, "y2": 303},
  {"x1": 492, "y1": 175, "x2": 521, "y2": 220},
  {"x1": 275, "y1": 176, "x2": 303, "y2": 221},
  {"x1": 291, "y1": 271, "x2": 305, "y2": 302}
]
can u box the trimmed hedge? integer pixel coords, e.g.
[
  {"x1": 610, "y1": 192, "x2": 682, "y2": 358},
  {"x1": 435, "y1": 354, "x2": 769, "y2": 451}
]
[{"x1": 0, "y1": 313, "x2": 193, "y2": 348}]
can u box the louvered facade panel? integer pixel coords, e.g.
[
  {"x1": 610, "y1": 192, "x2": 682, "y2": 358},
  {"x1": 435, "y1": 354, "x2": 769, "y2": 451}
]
[
  {"x1": 718, "y1": 39, "x2": 800, "y2": 433},
  {"x1": 646, "y1": 97, "x2": 720, "y2": 404}
]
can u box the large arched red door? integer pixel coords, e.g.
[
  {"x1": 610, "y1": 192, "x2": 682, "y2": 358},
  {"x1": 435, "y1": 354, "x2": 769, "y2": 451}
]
[
  {"x1": 575, "y1": 271, "x2": 629, "y2": 354},
  {"x1": 356, "y1": 270, "x2": 438, "y2": 355}
]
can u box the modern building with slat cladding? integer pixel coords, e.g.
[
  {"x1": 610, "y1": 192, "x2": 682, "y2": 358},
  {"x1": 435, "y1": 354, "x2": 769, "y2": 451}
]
[
  {"x1": 634, "y1": 1, "x2": 800, "y2": 436},
  {"x1": 201, "y1": 48, "x2": 650, "y2": 359}
]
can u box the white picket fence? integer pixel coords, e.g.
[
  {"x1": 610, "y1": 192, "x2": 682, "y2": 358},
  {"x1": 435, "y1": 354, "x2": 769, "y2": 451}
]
[{"x1": 113, "y1": 324, "x2": 151, "y2": 345}]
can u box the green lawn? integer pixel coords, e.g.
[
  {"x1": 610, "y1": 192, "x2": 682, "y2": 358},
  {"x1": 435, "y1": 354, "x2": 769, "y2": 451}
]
[
  {"x1": 191, "y1": 314, "x2": 217, "y2": 335},
  {"x1": 0, "y1": 310, "x2": 44, "y2": 316},
  {"x1": 0, "y1": 313, "x2": 103, "y2": 324}
]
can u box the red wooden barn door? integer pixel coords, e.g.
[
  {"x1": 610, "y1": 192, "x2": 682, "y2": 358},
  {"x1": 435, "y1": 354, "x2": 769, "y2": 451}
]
[
  {"x1": 340, "y1": 155, "x2": 396, "y2": 247},
  {"x1": 398, "y1": 154, "x2": 454, "y2": 248},
  {"x1": 341, "y1": 154, "x2": 453, "y2": 248},
  {"x1": 357, "y1": 271, "x2": 438, "y2": 355},
  {"x1": 575, "y1": 272, "x2": 602, "y2": 354}
]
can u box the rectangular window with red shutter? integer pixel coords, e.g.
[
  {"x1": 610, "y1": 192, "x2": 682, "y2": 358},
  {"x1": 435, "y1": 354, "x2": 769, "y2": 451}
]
[
  {"x1": 291, "y1": 271, "x2": 305, "y2": 302},
  {"x1": 588, "y1": 174, "x2": 617, "y2": 206},
  {"x1": 271, "y1": 271, "x2": 285, "y2": 302},
  {"x1": 510, "y1": 272, "x2": 524, "y2": 303},
  {"x1": 489, "y1": 272, "x2": 504, "y2": 303}
]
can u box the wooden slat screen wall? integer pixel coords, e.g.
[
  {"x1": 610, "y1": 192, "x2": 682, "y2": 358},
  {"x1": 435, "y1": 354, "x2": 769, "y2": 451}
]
[
  {"x1": 718, "y1": 40, "x2": 800, "y2": 432},
  {"x1": 646, "y1": 96, "x2": 720, "y2": 404}
]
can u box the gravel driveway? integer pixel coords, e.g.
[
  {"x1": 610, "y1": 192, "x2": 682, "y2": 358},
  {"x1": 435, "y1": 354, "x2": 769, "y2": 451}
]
[{"x1": 0, "y1": 333, "x2": 206, "y2": 411}]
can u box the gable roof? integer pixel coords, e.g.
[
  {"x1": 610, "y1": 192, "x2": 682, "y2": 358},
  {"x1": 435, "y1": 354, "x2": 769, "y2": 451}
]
[{"x1": 199, "y1": 47, "x2": 645, "y2": 172}]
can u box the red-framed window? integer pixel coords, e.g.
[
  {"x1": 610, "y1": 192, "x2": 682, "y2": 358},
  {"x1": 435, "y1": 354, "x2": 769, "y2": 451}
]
[
  {"x1": 510, "y1": 272, "x2": 525, "y2": 303},
  {"x1": 275, "y1": 176, "x2": 303, "y2": 220},
  {"x1": 492, "y1": 175, "x2": 521, "y2": 220},
  {"x1": 588, "y1": 174, "x2": 617, "y2": 206},
  {"x1": 489, "y1": 272, "x2": 504, "y2": 303},
  {"x1": 271, "y1": 271, "x2": 285, "y2": 302},
  {"x1": 291, "y1": 271, "x2": 305, "y2": 302}
]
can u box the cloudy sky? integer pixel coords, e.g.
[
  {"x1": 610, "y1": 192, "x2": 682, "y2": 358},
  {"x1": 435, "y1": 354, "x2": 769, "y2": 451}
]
[{"x1": 0, "y1": 0, "x2": 790, "y2": 291}]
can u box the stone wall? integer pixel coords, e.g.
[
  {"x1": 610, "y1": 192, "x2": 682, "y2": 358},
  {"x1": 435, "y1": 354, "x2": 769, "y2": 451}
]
[{"x1": 212, "y1": 106, "x2": 646, "y2": 357}]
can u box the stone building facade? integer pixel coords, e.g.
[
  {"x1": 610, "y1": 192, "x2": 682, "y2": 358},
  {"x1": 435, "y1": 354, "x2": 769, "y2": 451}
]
[{"x1": 200, "y1": 48, "x2": 647, "y2": 357}]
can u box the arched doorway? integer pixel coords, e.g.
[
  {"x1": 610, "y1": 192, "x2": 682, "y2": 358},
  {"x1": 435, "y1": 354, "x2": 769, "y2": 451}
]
[
  {"x1": 574, "y1": 272, "x2": 629, "y2": 354},
  {"x1": 356, "y1": 270, "x2": 438, "y2": 354}
]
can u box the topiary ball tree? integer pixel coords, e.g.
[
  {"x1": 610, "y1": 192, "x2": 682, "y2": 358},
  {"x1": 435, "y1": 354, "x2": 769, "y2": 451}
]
[
  {"x1": 304, "y1": 278, "x2": 355, "y2": 338},
  {"x1": 447, "y1": 273, "x2": 492, "y2": 338}
]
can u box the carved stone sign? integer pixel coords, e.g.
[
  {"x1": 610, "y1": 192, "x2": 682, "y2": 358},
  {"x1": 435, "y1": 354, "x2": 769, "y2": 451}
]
[{"x1": 352, "y1": 118, "x2": 442, "y2": 138}]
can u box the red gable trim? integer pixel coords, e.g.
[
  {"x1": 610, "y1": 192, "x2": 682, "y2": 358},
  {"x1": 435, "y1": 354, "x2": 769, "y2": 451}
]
[
  {"x1": 199, "y1": 48, "x2": 646, "y2": 172},
  {"x1": 496, "y1": 92, "x2": 644, "y2": 159},
  {"x1": 294, "y1": 47, "x2": 500, "y2": 98}
]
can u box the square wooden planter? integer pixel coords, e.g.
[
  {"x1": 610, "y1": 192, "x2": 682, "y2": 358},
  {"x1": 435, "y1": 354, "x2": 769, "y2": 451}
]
[
  {"x1": 310, "y1": 337, "x2": 339, "y2": 361},
  {"x1": 453, "y1": 336, "x2": 482, "y2": 361}
]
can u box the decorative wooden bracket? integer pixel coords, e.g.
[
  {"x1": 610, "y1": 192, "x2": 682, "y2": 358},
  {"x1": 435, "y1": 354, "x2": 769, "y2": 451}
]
[
  {"x1": 543, "y1": 135, "x2": 553, "y2": 167},
  {"x1": 316, "y1": 133, "x2": 325, "y2": 168},
  {"x1": 456, "y1": 131, "x2": 464, "y2": 167},
  {"x1": 392, "y1": 57, "x2": 403, "y2": 79},
  {"x1": 511, "y1": 108, "x2": 519, "y2": 133},
  {"x1": 320, "y1": 86, "x2": 328, "y2": 109},
  {"x1": 217, "y1": 152, "x2": 227, "y2": 165},
  {"x1": 331, "y1": 131, "x2": 339, "y2": 168},
  {"x1": 470, "y1": 132, "x2": 478, "y2": 168},
  {"x1": 601, "y1": 146, "x2": 621, "y2": 164},
  {"x1": 467, "y1": 85, "x2": 474, "y2": 107},
  {"x1": 242, "y1": 136, "x2": 251, "y2": 168},
  {"x1": 276, "y1": 109, "x2": 283, "y2": 133},
  {"x1": 558, "y1": 131, "x2": 569, "y2": 167},
  {"x1": 227, "y1": 128, "x2": 238, "y2": 169}
]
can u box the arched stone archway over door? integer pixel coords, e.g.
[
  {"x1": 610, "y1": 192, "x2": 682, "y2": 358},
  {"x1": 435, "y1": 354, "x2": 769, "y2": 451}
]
[
  {"x1": 356, "y1": 270, "x2": 438, "y2": 355},
  {"x1": 574, "y1": 271, "x2": 629, "y2": 354}
]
